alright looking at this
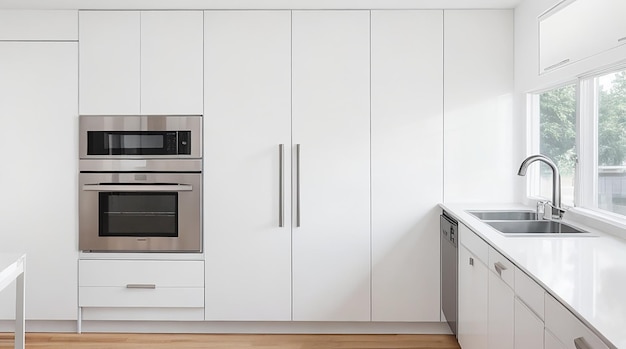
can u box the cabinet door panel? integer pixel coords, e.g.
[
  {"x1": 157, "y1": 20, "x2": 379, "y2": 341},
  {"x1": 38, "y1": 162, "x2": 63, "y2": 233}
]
[
  {"x1": 371, "y1": 9, "x2": 443, "y2": 322},
  {"x1": 0, "y1": 42, "x2": 78, "y2": 319},
  {"x1": 515, "y1": 298, "x2": 544, "y2": 349},
  {"x1": 458, "y1": 246, "x2": 489, "y2": 349},
  {"x1": 79, "y1": 11, "x2": 140, "y2": 114},
  {"x1": 292, "y1": 10, "x2": 370, "y2": 321},
  {"x1": 488, "y1": 271, "x2": 514, "y2": 349},
  {"x1": 204, "y1": 10, "x2": 292, "y2": 321},
  {"x1": 141, "y1": 11, "x2": 203, "y2": 115}
]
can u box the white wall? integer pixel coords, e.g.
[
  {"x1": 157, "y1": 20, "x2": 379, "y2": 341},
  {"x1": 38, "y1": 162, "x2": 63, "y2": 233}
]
[{"x1": 443, "y1": 10, "x2": 518, "y2": 203}]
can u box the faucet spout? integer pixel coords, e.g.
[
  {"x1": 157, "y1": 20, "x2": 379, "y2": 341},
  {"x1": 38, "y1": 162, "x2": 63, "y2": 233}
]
[{"x1": 517, "y1": 154, "x2": 563, "y2": 218}]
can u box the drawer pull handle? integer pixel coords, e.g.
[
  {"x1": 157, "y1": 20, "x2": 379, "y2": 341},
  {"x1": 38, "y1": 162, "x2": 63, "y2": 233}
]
[
  {"x1": 574, "y1": 337, "x2": 590, "y2": 349},
  {"x1": 618, "y1": 36, "x2": 626, "y2": 43},
  {"x1": 469, "y1": 257, "x2": 474, "y2": 266},
  {"x1": 544, "y1": 58, "x2": 570, "y2": 71},
  {"x1": 126, "y1": 284, "x2": 156, "y2": 289},
  {"x1": 494, "y1": 262, "x2": 508, "y2": 276}
]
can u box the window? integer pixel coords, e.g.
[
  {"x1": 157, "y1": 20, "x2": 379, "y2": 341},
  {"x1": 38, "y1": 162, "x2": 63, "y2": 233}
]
[
  {"x1": 596, "y1": 70, "x2": 626, "y2": 215},
  {"x1": 530, "y1": 67, "x2": 626, "y2": 219},
  {"x1": 530, "y1": 84, "x2": 576, "y2": 207}
]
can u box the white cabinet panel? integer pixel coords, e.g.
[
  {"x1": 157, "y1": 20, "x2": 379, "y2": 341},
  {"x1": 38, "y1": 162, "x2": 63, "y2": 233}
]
[
  {"x1": 545, "y1": 295, "x2": 609, "y2": 349},
  {"x1": 515, "y1": 297, "x2": 544, "y2": 349},
  {"x1": 79, "y1": 11, "x2": 140, "y2": 115},
  {"x1": 546, "y1": 329, "x2": 567, "y2": 349},
  {"x1": 488, "y1": 247, "x2": 514, "y2": 289},
  {"x1": 458, "y1": 244, "x2": 489, "y2": 349},
  {"x1": 443, "y1": 10, "x2": 514, "y2": 203},
  {"x1": 79, "y1": 260, "x2": 204, "y2": 287},
  {"x1": 203, "y1": 10, "x2": 292, "y2": 321},
  {"x1": 140, "y1": 11, "x2": 203, "y2": 115},
  {"x1": 370, "y1": 9, "x2": 443, "y2": 322},
  {"x1": 0, "y1": 10, "x2": 77, "y2": 40},
  {"x1": 292, "y1": 10, "x2": 371, "y2": 321},
  {"x1": 0, "y1": 42, "x2": 78, "y2": 320},
  {"x1": 459, "y1": 223, "x2": 489, "y2": 264},
  {"x1": 515, "y1": 267, "x2": 545, "y2": 320},
  {"x1": 488, "y1": 270, "x2": 514, "y2": 349}
]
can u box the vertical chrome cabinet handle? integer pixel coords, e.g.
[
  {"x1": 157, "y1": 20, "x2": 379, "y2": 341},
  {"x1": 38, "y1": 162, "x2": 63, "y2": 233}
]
[
  {"x1": 279, "y1": 144, "x2": 284, "y2": 227},
  {"x1": 296, "y1": 144, "x2": 301, "y2": 227},
  {"x1": 469, "y1": 257, "x2": 474, "y2": 266},
  {"x1": 494, "y1": 262, "x2": 508, "y2": 276},
  {"x1": 574, "y1": 337, "x2": 590, "y2": 349}
]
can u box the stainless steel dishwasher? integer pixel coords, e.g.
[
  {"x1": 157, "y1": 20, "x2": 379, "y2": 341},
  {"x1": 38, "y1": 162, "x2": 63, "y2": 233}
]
[{"x1": 440, "y1": 211, "x2": 458, "y2": 336}]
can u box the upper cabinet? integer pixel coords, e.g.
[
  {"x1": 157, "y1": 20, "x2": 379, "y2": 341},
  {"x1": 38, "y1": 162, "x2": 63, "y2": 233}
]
[
  {"x1": 539, "y1": 0, "x2": 626, "y2": 73},
  {"x1": 79, "y1": 11, "x2": 203, "y2": 115}
]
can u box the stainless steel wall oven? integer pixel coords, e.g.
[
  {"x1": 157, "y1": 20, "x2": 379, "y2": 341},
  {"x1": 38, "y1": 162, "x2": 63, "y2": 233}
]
[{"x1": 78, "y1": 115, "x2": 202, "y2": 252}]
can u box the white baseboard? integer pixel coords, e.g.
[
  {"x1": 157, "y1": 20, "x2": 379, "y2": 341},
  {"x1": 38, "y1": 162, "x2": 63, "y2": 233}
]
[{"x1": 0, "y1": 320, "x2": 452, "y2": 335}]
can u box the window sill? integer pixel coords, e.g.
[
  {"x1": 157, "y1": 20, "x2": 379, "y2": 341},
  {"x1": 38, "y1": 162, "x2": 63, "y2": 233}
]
[{"x1": 564, "y1": 207, "x2": 626, "y2": 240}]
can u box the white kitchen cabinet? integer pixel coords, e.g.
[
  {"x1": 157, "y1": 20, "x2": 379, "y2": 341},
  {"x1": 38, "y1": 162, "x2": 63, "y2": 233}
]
[
  {"x1": 0, "y1": 42, "x2": 78, "y2": 320},
  {"x1": 140, "y1": 11, "x2": 203, "y2": 115},
  {"x1": 291, "y1": 10, "x2": 370, "y2": 321},
  {"x1": 0, "y1": 10, "x2": 77, "y2": 40},
  {"x1": 539, "y1": 0, "x2": 626, "y2": 73},
  {"x1": 79, "y1": 11, "x2": 203, "y2": 115},
  {"x1": 487, "y1": 248, "x2": 514, "y2": 349},
  {"x1": 370, "y1": 10, "x2": 443, "y2": 322},
  {"x1": 545, "y1": 295, "x2": 609, "y2": 349},
  {"x1": 79, "y1": 11, "x2": 140, "y2": 115},
  {"x1": 546, "y1": 329, "x2": 567, "y2": 349},
  {"x1": 458, "y1": 224, "x2": 489, "y2": 349},
  {"x1": 203, "y1": 10, "x2": 292, "y2": 321},
  {"x1": 515, "y1": 297, "x2": 544, "y2": 349}
]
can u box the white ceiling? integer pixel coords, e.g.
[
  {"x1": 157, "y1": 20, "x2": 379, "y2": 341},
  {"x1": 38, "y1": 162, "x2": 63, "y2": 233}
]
[{"x1": 0, "y1": 0, "x2": 524, "y2": 10}]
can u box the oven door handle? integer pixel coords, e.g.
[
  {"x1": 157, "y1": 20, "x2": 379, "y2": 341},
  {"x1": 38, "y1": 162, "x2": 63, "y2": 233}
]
[{"x1": 82, "y1": 184, "x2": 193, "y2": 192}]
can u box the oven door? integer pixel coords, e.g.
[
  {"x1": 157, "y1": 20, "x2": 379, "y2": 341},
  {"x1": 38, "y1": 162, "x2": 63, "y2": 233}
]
[{"x1": 79, "y1": 172, "x2": 201, "y2": 252}]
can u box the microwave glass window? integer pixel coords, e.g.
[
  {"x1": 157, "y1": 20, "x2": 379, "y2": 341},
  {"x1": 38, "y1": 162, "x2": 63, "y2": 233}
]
[
  {"x1": 99, "y1": 192, "x2": 178, "y2": 237},
  {"x1": 87, "y1": 131, "x2": 188, "y2": 155}
]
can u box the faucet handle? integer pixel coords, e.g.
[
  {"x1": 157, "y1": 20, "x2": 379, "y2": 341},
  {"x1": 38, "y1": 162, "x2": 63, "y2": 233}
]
[
  {"x1": 543, "y1": 202, "x2": 566, "y2": 220},
  {"x1": 536, "y1": 201, "x2": 548, "y2": 220}
]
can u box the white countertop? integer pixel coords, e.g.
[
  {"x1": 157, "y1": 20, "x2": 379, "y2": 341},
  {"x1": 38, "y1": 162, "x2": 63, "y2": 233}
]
[
  {"x1": 440, "y1": 203, "x2": 626, "y2": 349},
  {"x1": 0, "y1": 253, "x2": 25, "y2": 291}
]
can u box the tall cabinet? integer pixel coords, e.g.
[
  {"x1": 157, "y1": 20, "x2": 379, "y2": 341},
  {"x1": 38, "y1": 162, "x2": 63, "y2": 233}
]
[
  {"x1": 291, "y1": 10, "x2": 371, "y2": 321},
  {"x1": 204, "y1": 9, "x2": 443, "y2": 322},
  {"x1": 204, "y1": 10, "x2": 292, "y2": 321}
]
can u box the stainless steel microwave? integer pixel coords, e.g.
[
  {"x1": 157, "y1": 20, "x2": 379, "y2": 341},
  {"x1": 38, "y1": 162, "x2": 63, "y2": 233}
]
[{"x1": 79, "y1": 115, "x2": 202, "y2": 159}]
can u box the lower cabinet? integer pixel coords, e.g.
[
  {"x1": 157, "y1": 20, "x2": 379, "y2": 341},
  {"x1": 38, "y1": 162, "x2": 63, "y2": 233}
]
[
  {"x1": 458, "y1": 222, "x2": 612, "y2": 349},
  {"x1": 458, "y1": 223, "x2": 489, "y2": 349},
  {"x1": 79, "y1": 260, "x2": 204, "y2": 321},
  {"x1": 515, "y1": 298, "x2": 544, "y2": 349}
]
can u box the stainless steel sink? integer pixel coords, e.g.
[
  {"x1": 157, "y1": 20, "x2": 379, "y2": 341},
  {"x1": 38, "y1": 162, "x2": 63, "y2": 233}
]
[
  {"x1": 485, "y1": 220, "x2": 588, "y2": 235},
  {"x1": 467, "y1": 210, "x2": 538, "y2": 221}
]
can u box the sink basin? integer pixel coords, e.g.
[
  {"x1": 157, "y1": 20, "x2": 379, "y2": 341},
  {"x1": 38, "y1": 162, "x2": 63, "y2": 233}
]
[
  {"x1": 467, "y1": 210, "x2": 538, "y2": 221},
  {"x1": 485, "y1": 220, "x2": 588, "y2": 235}
]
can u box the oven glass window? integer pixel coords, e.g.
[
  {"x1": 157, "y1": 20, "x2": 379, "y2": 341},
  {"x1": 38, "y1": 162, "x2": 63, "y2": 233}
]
[{"x1": 99, "y1": 192, "x2": 178, "y2": 237}]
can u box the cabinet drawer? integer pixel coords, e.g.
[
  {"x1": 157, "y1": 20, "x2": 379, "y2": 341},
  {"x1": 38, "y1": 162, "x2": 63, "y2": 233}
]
[
  {"x1": 488, "y1": 247, "x2": 514, "y2": 288},
  {"x1": 79, "y1": 260, "x2": 204, "y2": 287},
  {"x1": 515, "y1": 267, "x2": 545, "y2": 320},
  {"x1": 545, "y1": 295, "x2": 609, "y2": 349},
  {"x1": 459, "y1": 223, "x2": 489, "y2": 264},
  {"x1": 79, "y1": 286, "x2": 203, "y2": 308}
]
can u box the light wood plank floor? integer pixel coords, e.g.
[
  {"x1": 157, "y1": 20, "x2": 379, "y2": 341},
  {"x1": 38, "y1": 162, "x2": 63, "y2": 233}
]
[{"x1": 0, "y1": 333, "x2": 460, "y2": 349}]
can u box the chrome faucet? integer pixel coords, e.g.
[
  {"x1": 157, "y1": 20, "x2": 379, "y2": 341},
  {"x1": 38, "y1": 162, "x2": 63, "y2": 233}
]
[{"x1": 517, "y1": 154, "x2": 565, "y2": 219}]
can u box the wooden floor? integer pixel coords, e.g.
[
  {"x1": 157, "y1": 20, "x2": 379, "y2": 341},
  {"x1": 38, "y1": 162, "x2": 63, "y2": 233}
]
[{"x1": 0, "y1": 333, "x2": 460, "y2": 349}]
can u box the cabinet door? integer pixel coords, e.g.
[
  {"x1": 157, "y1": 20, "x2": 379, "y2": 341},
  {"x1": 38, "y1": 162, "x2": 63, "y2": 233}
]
[
  {"x1": 458, "y1": 246, "x2": 489, "y2": 349},
  {"x1": 292, "y1": 10, "x2": 371, "y2": 321},
  {"x1": 203, "y1": 10, "x2": 292, "y2": 321},
  {"x1": 515, "y1": 298, "x2": 545, "y2": 349},
  {"x1": 0, "y1": 42, "x2": 78, "y2": 320},
  {"x1": 370, "y1": 10, "x2": 443, "y2": 322},
  {"x1": 79, "y1": 11, "x2": 140, "y2": 115},
  {"x1": 488, "y1": 271, "x2": 515, "y2": 349},
  {"x1": 545, "y1": 329, "x2": 567, "y2": 349},
  {"x1": 140, "y1": 11, "x2": 203, "y2": 115}
]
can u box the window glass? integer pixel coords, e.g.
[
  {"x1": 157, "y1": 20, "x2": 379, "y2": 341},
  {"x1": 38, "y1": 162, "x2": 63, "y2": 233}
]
[
  {"x1": 538, "y1": 84, "x2": 576, "y2": 206},
  {"x1": 597, "y1": 70, "x2": 626, "y2": 214}
]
